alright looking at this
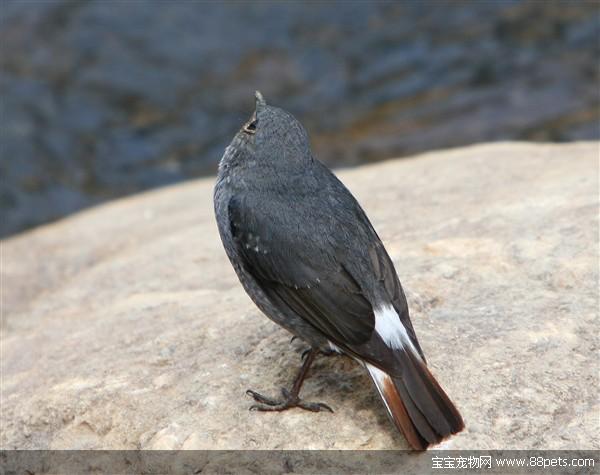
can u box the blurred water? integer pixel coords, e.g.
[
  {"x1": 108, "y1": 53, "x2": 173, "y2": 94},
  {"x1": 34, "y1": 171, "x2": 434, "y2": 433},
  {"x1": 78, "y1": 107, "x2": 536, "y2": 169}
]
[{"x1": 1, "y1": 0, "x2": 598, "y2": 237}]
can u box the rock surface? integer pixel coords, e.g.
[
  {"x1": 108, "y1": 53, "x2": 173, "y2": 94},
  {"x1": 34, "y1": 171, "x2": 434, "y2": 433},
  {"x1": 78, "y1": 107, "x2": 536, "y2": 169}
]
[
  {"x1": 1, "y1": 142, "x2": 598, "y2": 451},
  {"x1": 1, "y1": 1, "x2": 599, "y2": 237}
]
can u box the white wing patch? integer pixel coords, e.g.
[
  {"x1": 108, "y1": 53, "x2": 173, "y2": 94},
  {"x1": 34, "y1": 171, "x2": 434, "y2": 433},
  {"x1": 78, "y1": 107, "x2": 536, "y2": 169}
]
[{"x1": 374, "y1": 304, "x2": 420, "y2": 356}]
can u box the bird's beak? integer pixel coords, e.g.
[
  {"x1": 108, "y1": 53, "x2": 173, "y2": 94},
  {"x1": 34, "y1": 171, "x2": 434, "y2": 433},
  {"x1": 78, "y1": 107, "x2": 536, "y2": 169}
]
[{"x1": 255, "y1": 90, "x2": 266, "y2": 113}]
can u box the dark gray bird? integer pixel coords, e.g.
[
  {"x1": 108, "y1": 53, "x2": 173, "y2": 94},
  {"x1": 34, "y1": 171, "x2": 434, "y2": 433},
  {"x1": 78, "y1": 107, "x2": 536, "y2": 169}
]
[{"x1": 213, "y1": 92, "x2": 464, "y2": 450}]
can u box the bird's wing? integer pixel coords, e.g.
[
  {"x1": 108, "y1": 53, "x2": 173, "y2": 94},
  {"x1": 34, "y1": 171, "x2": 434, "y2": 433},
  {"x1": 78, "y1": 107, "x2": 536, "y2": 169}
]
[
  {"x1": 228, "y1": 192, "x2": 375, "y2": 346},
  {"x1": 227, "y1": 190, "x2": 423, "y2": 360}
]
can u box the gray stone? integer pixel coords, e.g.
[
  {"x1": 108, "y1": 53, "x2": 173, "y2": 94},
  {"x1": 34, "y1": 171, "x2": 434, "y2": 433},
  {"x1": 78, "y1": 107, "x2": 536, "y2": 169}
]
[{"x1": 1, "y1": 142, "x2": 598, "y2": 452}]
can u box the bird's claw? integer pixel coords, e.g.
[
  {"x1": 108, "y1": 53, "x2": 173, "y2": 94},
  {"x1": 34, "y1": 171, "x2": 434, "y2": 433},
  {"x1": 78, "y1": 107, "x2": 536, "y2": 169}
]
[
  {"x1": 246, "y1": 389, "x2": 280, "y2": 406},
  {"x1": 298, "y1": 401, "x2": 334, "y2": 413},
  {"x1": 245, "y1": 387, "x2": 333, "y2": 413}
]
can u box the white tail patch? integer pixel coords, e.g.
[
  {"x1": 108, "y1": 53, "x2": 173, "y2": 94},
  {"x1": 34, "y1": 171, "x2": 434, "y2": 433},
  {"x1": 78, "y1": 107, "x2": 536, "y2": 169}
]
[
  {"x1": 374, "y1": 304, "x2": 419, "y2": 355},
  {"x1": 366, "y1": 362, "x2": 388, "y2": 386},
  {"x1": 366, "y1": 363, "x2": 393, "y2": 417}
]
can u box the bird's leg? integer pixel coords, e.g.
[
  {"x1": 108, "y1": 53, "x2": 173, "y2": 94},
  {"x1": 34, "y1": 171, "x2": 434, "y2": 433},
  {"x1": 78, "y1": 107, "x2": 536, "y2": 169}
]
[{"x1": 246, "y1": 348, "x2": 333, "y2": 413}]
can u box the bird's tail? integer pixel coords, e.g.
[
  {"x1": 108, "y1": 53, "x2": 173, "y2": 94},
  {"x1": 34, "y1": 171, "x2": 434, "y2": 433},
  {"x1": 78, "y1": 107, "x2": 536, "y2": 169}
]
[{"x1": 366, "y1": 351, "x2": 464, "y2": 450}]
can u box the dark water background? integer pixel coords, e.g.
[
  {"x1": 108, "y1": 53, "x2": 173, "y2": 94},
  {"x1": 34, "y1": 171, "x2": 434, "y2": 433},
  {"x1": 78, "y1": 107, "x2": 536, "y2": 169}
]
[{"x1": 1, "y1": 0, "x2": 598, "y2": 237}]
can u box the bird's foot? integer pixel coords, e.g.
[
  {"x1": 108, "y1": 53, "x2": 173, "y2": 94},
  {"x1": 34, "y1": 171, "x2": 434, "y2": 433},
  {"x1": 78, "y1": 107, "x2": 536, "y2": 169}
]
[{"x1": 246, "y1": 388, "x2": 333, "y2": 413}]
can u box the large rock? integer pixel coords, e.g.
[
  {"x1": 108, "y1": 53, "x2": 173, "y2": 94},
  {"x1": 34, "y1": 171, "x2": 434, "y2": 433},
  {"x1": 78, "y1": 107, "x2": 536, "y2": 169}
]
[{"x1": 1, "y1": 143, "x2": 598, "y2": 453}]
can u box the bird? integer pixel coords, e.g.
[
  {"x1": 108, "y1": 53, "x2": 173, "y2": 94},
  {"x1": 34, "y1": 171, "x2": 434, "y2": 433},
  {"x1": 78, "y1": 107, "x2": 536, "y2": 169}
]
[{"x1": 213, "y1": 91, "x2": 464, "y2": 450}]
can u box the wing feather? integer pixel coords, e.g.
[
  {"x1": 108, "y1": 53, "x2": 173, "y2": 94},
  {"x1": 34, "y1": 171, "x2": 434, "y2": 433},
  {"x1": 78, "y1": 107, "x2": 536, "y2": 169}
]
[
  {"x1": 228, "y1": 194, "x2": 375, "y2": 346},
  {"x1": 227, "y1": 186, "x2": 424, "y2": 362}
]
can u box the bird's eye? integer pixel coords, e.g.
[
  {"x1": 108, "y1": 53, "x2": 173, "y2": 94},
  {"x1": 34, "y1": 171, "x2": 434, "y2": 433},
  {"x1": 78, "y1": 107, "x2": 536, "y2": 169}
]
[{"x1": 243, "y1": 118, "x2": 257, "y2": 135}]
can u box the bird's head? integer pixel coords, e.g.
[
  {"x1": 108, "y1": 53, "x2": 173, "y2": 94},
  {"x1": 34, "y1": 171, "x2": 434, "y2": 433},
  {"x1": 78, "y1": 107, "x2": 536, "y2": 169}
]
[{"x1": 221, "y1": 92, "x2": 312, "y2": 174}]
